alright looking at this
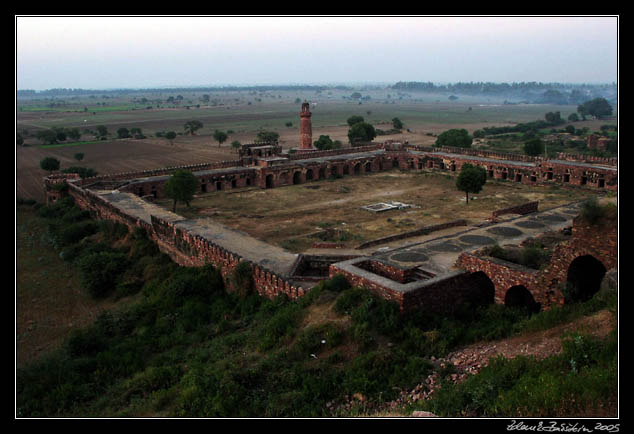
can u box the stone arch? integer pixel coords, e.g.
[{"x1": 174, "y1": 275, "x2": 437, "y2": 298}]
[
  {"x1": 293, "y1": 171, "x2": 302, "y2": 185},
  {"x1": 364, "y1": 161, "x2": 372, "y2": 173},
  {"x1": 504, "y1": 285, "x2": 541, "y2": 313},
  {"x1": 318, "y1": 167, "x2": 326, "y2": 180},
  {"x1": 565, "y1": 255, "x2": 607, "y2": 303},
  {"x1": 306, "y1": 168, "x2": 314, "y2": 181},
  {"x1": 466, "y1": 271, "x2": 495, "y2": 307},
  {"x1": 343, "y1": 164, "x2": 350, "y2": 175},
  {"x1": 353, "y1": 162, "x2": 361, "y2": 175},
  {"x1": 265, "y1": 174, "x2": 274, "y2": 189}
]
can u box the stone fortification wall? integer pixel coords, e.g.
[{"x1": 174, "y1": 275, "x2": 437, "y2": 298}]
[
  {"x1": 455, "y1": 213, "x2": 618, "y2": 310},
  {"x1": 60, "y1": 179, "x2": 306, "y2": 301}
]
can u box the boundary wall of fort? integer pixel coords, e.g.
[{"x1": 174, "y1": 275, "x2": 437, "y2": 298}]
[{"x1": 44, "y1": 142, "x2": 618, "y2": 312}]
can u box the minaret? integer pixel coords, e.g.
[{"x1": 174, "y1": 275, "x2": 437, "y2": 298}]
[{"x1": 299, "y1": 101, "x2": 314, "y2": 150}]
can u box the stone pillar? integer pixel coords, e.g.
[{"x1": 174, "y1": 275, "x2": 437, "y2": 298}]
[{"x1": 299, "y1": 102, "x2": 314, "y2": 150}]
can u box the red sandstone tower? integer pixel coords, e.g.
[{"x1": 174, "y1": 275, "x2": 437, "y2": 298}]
[{"x1": 299, "y1": 101, "x2": 314, "y2": 150}]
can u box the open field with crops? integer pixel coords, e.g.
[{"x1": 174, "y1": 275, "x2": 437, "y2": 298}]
[{"x1": 17, "y1": 88, "x2": 614, "y2": 203}]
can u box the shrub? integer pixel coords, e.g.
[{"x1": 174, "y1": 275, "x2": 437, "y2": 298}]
[
  {"x1": 57, "y1": 220, "x2": 98, "y2": 247},
  {"x1": 77, "y1": 251, "x2": 129, "y2": 298},
  {"x1": 232, "y1": 261, "x2": 254, "y2": 299}
]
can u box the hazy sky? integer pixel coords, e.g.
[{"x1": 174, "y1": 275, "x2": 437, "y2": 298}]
[{"x1": 16, "y1": 16, "x2": 618, "y2": 90}]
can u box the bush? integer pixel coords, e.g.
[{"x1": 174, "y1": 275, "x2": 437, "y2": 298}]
[
  {"x1": 57, "y1": 221, "x2": 99, "y2": 247},
  {"x1": 77, "y1": 251, "x2": 129, "y2": 298},
  {"x1": 580, "y1": 197, "x2": 616, "y2": 225},
  {"x1": 232, "y1": 261, "x2": 254, "y2": 299},
  {"x1": 322, "y1": 274, "x2": 351, "y2": 293}
]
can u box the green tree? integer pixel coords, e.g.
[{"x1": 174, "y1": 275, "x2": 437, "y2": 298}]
[
  {"x1": 184, "y1": 120, "x2": 203, "y2": 135},
  {"x1": 165, "y1": 131, "x2": 177, "y2": 145},
  {"x1": 73, "y1": 153, "x2": 84, "y2": 162},
  {"x1": 392, "y1": 117, "x2": 404, "y2": 130},
  {"x1": 347, "y1": 115, "x2": 365, "y2": 126},
  {"x1": 524, "y1": 138, "x2": 545, "y2": 156},
  {"x1": 577, "y1": 98, "x2": 613, "y2": 120},
  {"x1": 67, "y1": 128, "x2": 81, "y2": 141},
  {"x1": 231, "y1": 140, "x2": 241, "y2": 153},
  {"x1": 96, "y1": 125, "x2": 108, "y2": 138},
  {"x1": 213, "y1": 130, "x2": 228, "y2": 147},
  {"x1": 313, "y1": 135, "x2": 341, "y2": 150},
  {"x1": 130, "y1": 127, "x2": 144, "y2": 138},
  {"x1": 40, "y1": 157, "x2": 60, "y2": 173},
  {"x1": 36, "y1": 129, "x2": 58, "y2": 145},
  {"x1": 164, "y1": 170, "x2": 199, "y2": 212},
  {"x1": 117, "y1": 127, "x2": 131, "y2": 139},
  {"x1": 456, "y1": 163, "x2": 487, "y2": 204},
  {"x1": 255, "y1": 130, "x2": 279, "y2": 143},
  {"x1": 435, "y1": 129, "x2": 472, "y2": 148},
  {"x1": 347, "y1": 122, "x2": 376, "y2": 144},
  {"x1": 544, "y1": 111, "x2": 563, "y2": 125}
]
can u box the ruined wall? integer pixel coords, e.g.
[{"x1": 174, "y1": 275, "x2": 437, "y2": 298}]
[
  {"x1": 455, "y1": 214, "x2": 618, "y2": 310},
  {"x1": 491, "y1": 202, "x2": 539, "y2": 219}
]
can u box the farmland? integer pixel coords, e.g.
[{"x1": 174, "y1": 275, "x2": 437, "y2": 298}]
[{"x1": 17, "y1": 86, "x2": 615, "y2": 203}]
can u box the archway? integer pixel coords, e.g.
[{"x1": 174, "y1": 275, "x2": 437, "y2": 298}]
[
  {"x1": 353, "y1": 163, "x2": 361, "y2": 175},
  {"x1": 265, "y1": 174, "x2": 274, "y2": 189},
  {"x1": 306, "y1": 169, "x2": 314, "y2": 181},
  {"x1": 364, "y1": 162, "x2": 372, "y2": 173},
  {"x1": 293, "y1": 171, "x2": 301, "y2": 185},
  {"x1": 343, "y1": 165, "x2": 350, "y2": 175},
  {"x1": 466, "y1": 271, "x2": 495, "y2": 307},
  {"x1": 318, "y1": 167, "x2": 326, "y2": 180},
  {"x1": 565, "y1": 255, "x2": 607, "y2": 303},
  {"x1": 504, "y1": 285, "x2": 540, "y2": 313}
]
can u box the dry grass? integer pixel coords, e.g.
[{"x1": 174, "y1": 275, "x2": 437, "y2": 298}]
[{"x1": 156, "y1": 170, "x2": 596, "y2": 252}]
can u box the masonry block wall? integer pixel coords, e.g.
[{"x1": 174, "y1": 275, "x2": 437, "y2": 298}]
[{"x1": 455, "y1": 213, "x2": 618, "y2": 310}]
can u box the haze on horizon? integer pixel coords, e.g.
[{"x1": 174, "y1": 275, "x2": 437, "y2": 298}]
[{"x1": 16, "y1": 16, "x2": 618, "y2": 91}]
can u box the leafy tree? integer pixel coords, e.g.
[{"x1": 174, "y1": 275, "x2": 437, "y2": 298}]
[
  {"x1": 164, "y1": 170, "x2": 199, "y2": 212},
  {"x1": 184, "y1": 120, "x2": 203, "y2": 135},
  {"x1": 255, "y1": 130, "x2": 279, "y2": 143},
  {"x1": 36, "y1": 129, "x2": 59, "y2": 145},
  {"x1": 567, "y1": 113, "x2": 580, "y2": 122},
  {"x1": 40, "y1": 157, "x2": 60, "y2": 173},
  {"x1": 67, "y1": 128, "x2": 81, "y2": 141},
  {"x1": 347, "y1": 122, "x2": 376, "y2": 144},
  {"x1": 96, "y1": 125, "x2": 108, "y2": 138},
  {"x1": 73, "y1": 153, "x2": 84, "y2": 162},
  {"x1": 130, "y1": 127, "x2": 144, "y2": 139},
  {"x1": 231, "y1": 140, "x2": 241, "y2": 153},
  {"x1": 524, "y1": 138, "x2": 545, "y2": 156},
  {"x1": 456, "y1": 163, "x2": 486, "y2": 204},
  {"x1": 213, "y1": 130, "x2": 228, "y2": 147},
  {"x1": 165, "y1": 131, "x2": 177, "y2": 145},
  {"x1": 544, "y1": 111, "x2": 563, "y2": 125},
  {"x1": 117, "y1": 127, "x2": 131, "y2": 139},
  {"x1": 578, "y1": 98, "x2": 613, "y2": 120},
  {"x1": 313, "y1": 135, "x2": 341, "y2": 151},
  {"x1": 347, "y1": 115, "x2": 365, "y2": 126},
  {"x1": 435, "y1": 128, "x2": 472, "y2": 148},
  {"x1": 392, "y1": 117, "x2": 404, "y2": 130}
]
